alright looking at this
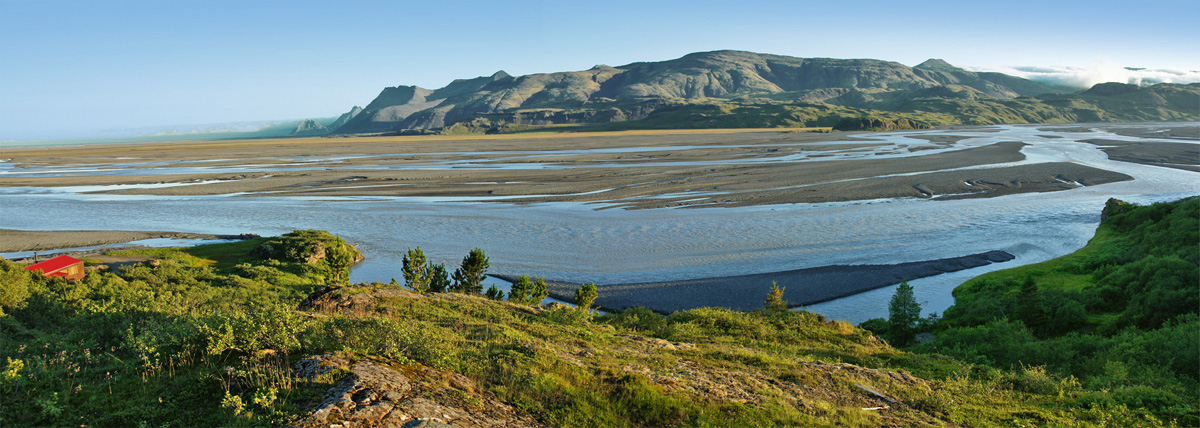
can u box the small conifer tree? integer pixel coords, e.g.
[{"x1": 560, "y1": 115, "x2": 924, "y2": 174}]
[
  {"x1": 402, "y1": 247, "x2": 430, "y2": 293},
  {"x1": 530, "y1": 277, "x2": 549, "y2": 305},
  {"x1": 764, "y1": 281, "x2": 787, "y2": 311},
  {"x1": 428, "y1": 263, "x2": 450, "y2": 293},
  {"x1": 485, "y1": 285, "x2": 504, "y2": 300},
  {"x1": 887, "y1": 280, "x2": 921, "y2": 346},
  {"x1": 451, "y1": 248, "x2": 489, "y2": 294},
  {"x1": 325, "y1": 242, "x2": 355, "y2": 284},
  {"x1": 509, "y1": 275, "x2": 534, "y2": 304}
]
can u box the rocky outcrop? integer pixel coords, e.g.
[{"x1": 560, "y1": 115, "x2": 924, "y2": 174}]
[
  {"x1": 1101, "y1": 198, "x2": 1134, "y2": 221},
  {"x1": 293, "y1": 353, "x2": 543, "y2": 428},
  {"x1": 832, "y1": 117, "x2": 932, "y2": 131},
  {"x1": 291, "y1": 118, "x2": 330, "y2": 136}
]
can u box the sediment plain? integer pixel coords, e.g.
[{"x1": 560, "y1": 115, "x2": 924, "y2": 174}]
[{"x1": 0, "y1": 127, "x2": 1143, "y2": 209}]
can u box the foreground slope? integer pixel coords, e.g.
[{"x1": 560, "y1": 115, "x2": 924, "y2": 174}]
[{"x1": 1, "y1": 231, "x2": 1180, "y2": 426}]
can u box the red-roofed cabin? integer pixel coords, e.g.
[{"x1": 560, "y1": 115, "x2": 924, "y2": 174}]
[{"x1": 24, "y1": 255, "x2": 85, "y2": 281}]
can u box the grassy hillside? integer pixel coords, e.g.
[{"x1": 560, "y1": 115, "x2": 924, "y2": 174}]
[
  {"x1": 911, "y1": 197, "x2": 1199, "y2": 425},
  {"x1": 2, "y1": 227, "x2": 1186, "y2": 426}
]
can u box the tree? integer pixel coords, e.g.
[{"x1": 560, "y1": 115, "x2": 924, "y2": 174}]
[
  {"x1": 428, "y1": 263, "x2": 450, "y2": 293},
  {"x1": 402, "y1": 247, "x2": 430, "y2": 293},
  {"x1": 508, "y1": 275, "x2": 548, "y2": 305},
  {"x1": 325, "y1": 243, "x2": 355, "y2": 285},
  {"x1": 574, "y1": 283, "x2": 598, "y2": 317},
  {"x1": 485, "y1": 285, "x2": 504, "y2": 300},
  {"x1": 0, "y1": 262, "x2": 33, "y2": 316},
  {"x1": 451, "y1": 248, "x2": 489, "y2": 294},
  {"x1": 508, "y1": 275, "x2": 529, "y2": 303},
  {"x1": 1016, "y1": 275, "x2": 1047, "y2": 334},
  {"x1": 509, "y1": 275, "x2": 534, "y2": 304},
  {"x1": 764, "y1": 281, "x2": 787, "y2": 311},
  {"x1": 888, "y1": 280, "x2": 921, "y2": 346},
  {"x1": 530, "y1": 277, "x2": 548, "y2": 305}
]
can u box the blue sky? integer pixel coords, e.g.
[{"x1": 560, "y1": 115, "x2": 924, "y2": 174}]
[{"x1": 2, "y1": 0, "x2": 1197, "y2": 140}]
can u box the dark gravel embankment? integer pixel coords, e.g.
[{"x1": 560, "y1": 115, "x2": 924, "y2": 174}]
[{"x1": 499, "y1": 250, "x2": 1014, "y2": 314}]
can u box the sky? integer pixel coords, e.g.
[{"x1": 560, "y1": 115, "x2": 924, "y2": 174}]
[{"x1": 2, "y1": 0, "x2": 1198, "y2": 141}]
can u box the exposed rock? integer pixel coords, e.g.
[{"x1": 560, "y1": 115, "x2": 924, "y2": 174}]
[
  {"x1": 249, "y1": 243, "x2": 277, "y2": 259},
  {"x1": 299, "y1": 285, "x2": 423, "y2": 316},
  {"x1": 1102, "y1": 198, "x2": 1133, "y2": 221},
  {"x1": 302, "y1": 241, "x2": 326, "y2": 264},
  {"x1": 832, "y1": 117, "x2": 932, "y2": 131},
  {"x1": 293, "y1": 353, "x2": 544, "y2": 428}
]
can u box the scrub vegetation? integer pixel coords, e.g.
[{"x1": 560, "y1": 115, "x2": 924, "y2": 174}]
[
  {"x1": 864, "y1": 197, "x2": 1200, "y2": 426},
  {"x1": 1, "y1": 199, "x2": 1196, "y2": 426}
]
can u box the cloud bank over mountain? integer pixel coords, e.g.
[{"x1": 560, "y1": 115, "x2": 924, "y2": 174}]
[{"x1": 966, "y1": 60, "x2": 1200, "y2": 89}]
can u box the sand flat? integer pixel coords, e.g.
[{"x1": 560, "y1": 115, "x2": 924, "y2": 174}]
[{"x1": 0, "y1": 128, "x2": 1138, "y2": 209}]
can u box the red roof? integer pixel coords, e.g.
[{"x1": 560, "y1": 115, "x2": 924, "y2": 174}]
[{"x1": 24, "y1": 255, "x2": 83, "y2": 274}]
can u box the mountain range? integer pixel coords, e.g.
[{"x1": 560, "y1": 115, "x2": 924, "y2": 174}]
[{"x1": 311, "y1": 50, "x2": 1198, "y2": 135}]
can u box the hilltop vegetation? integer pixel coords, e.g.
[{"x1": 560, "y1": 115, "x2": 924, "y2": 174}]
[
  {"x1": 878, "y1": 197, "x2": 1198, "y2": 425},
  {"x1": 3, "y1": 218, "x2": 1192, "y2": 426},
  {"x1": 319, "y1": 50, "x2": 1199, "y2": 135}
]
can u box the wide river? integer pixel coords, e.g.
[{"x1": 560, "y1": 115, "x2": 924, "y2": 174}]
[{"x1": 2, "y1": 124, "x2": 1197, "y2": 323}]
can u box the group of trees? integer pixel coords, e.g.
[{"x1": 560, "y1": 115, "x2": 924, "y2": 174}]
[
  {"x1": 399, "y1": 247, "x2": 600, "y2": 314},
  {"x1": 401, "y1": 247, "x2": 488, "y2": 294}
]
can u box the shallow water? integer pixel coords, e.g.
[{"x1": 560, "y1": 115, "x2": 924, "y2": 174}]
[{"x1": 1, "y1": 123, "x2": 1197, "y2": 323}]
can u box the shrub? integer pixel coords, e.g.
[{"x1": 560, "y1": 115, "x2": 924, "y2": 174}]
[
  {"x1": 574, "y1": 283, "x2": 598, "y2": 316},
  {"x1": 764, "y1": 281, "x2": 786, "y2": 311}
]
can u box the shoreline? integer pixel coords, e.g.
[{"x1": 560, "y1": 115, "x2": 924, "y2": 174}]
[
  {"x1": 0, "y1": 229, "x2": 255, "y2": 254},
  {"x1": 496, "y1": 250, "x2": 1015, "y2": 314}
]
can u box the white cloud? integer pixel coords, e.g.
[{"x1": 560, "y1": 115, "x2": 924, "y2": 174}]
[{"x1": 965, "y1": 58, "x2": 1200, "y2": 89}]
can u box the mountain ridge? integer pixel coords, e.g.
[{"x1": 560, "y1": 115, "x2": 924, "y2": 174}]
[{"x1": 328, "y1": 50, "x2": 1198, "y2": 135}]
